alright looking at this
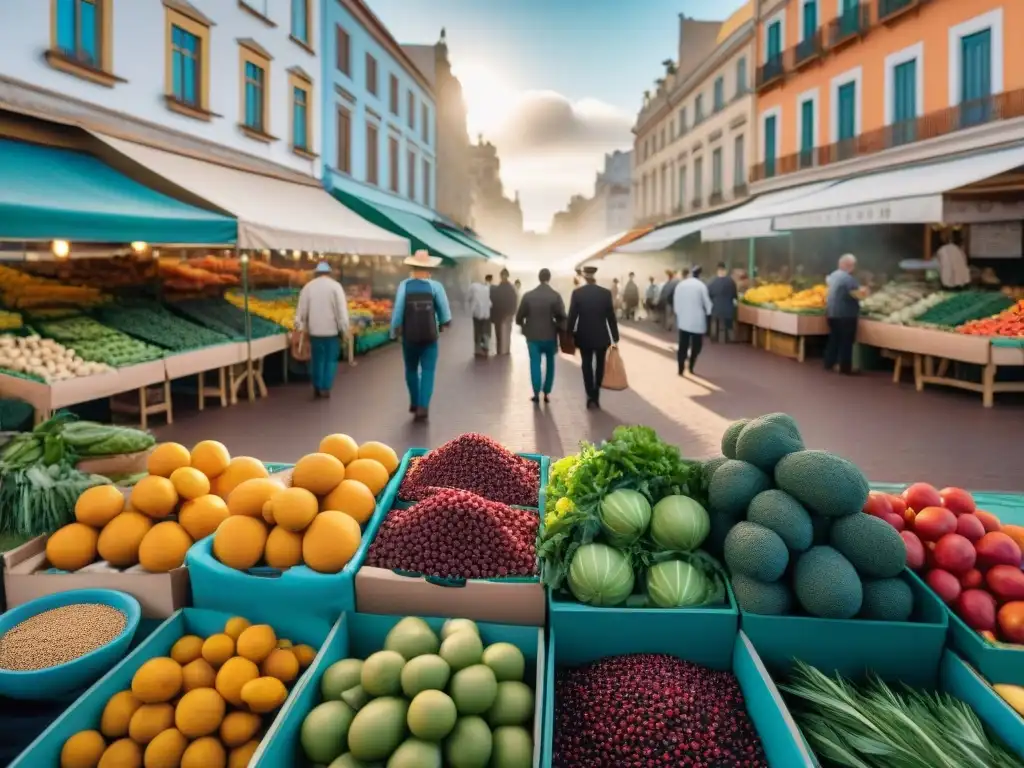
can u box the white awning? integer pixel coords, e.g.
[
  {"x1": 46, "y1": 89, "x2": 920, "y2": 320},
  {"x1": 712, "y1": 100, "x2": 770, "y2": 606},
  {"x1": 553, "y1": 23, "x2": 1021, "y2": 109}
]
[
  {"x1": 772, "y1": 144, "x2": 1024, "y2": 231},
  {"x1": 569, "y1": 230, "x2": 632, "y2": 267},
  {"x1": 699, "y1": 182, "x2": 835, "y2": 241},
  {"x1": 93, "y1": 134, "x2": 409, "y2": 255},
  {"x1": 615, "y1": 218, "x2": 709, "y2": 253}
]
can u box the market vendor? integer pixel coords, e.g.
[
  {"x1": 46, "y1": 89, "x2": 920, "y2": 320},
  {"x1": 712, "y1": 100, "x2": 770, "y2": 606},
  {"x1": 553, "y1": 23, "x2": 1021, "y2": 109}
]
[
  {"x1": 934, "y1": 228, "x2": 971, "y2": 289},
  {"x1": 296, "y1": 261, "x2": 350, "y2": 399},
  {"x1": 824, "y1": 254, "x2": 867, "y2": 376}
]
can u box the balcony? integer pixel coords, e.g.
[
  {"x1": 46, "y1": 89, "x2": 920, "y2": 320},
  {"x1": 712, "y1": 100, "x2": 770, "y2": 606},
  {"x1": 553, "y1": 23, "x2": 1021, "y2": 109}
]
[
  {"x1": 749, "y1": 89, "x2": 1024, "y2": 183},
  {"x1": 827, "y1": 3, "x2": 871, "y2": 50},
  {"x1": 794, "y1": 30, "x2": 824, "y2": 69},
  {"x1": 756, "y1": 54, "x2": 786, "y2": 91},
  {"x1": 878, "y1": 0, "x2": 931, "y2": 24}
]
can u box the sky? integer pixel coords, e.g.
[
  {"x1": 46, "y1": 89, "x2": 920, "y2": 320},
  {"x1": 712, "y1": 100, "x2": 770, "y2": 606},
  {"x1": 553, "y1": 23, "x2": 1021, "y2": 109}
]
[{"x1": 366, "y1": 0, "x2": 748, "y2": 232}]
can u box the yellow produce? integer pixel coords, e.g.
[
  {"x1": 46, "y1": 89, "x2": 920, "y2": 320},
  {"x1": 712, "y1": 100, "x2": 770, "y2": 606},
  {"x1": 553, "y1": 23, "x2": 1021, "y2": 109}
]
[
  {"x1": 344, "y1": 458, "x2": 389, "y2": 496},
  {"x1": 169, "y1": 635, "x2": 204, "y2": 666},
  {"x1": 170, "y1": 467, "x2": 210, "y2": 500},
  {"x1": 190, "y1": 441, "x2": 231, "y2": 479},
  {"x1": 143, "y1": 727, "x2": 188, "y2": 768},
  {"x1": 60, "y1": 729, "x2": 106, "y2": 768},
  {"x1": 215, "y1": 457, "x2": 269, "y2": 499},
  {"x1": 303, "y1": 510, "x2": 361, "y2": 574},
  {"x1": 264, "y1": 526, "x2": 303, "y2": 569},
  {"x1": 128, "y1": 703, "x2": 175, "y2": 744},
  {"x1": 277, "y1": 639, "x2": 293, "y2": 649},
  {"x1": 225, "y1": 291, "x2": 295, "y2": 330},
  {"x1": 228, "y1": 741, "x2": 260, "y2": 768},
  {"x1": 994, "y1": 684, "x2": 1024, "y2": 716},
  {"x1": 223, "y1": 617, "x2": 251, "y2": 642},
  {"x1": 46, "y1": 523, "x2": 99, "y2": 571},
  {"x1": 322, "y1": 479, "x2": 376, "y2": 524},
  {"x1": 98, "y1": 512, "x2": 154, "y2": 568},
  {"x1": 101, "y1": 691, "x2": 142, "y2": 739},
  {"x1": 240, "y1": 676, "x2": 288, "y2": 713},
  {"x1": 775, "y1": 284, "x2": 827, "y2": 311},
  {"x1": 178, "y1": 494, "x2": 230, "y2": 541},
  {"x1": 201, "y1": 634, "x2": 235, "y2": 668},
  {"x1": 319, "y1": 433, "x2": 359, "y2": 465},
  {"x1": 227, "y1": 478, "x2": 284, "y2": 518},
  {"x1": 291, "y1": 453, "x2": 345, "y2": 496},
  {"x1": 219, "y1": 711, "x2": 261, "y2": 749},
  {"x1": 743, "y1": 283, "x2": 793, "y2": 305},
  {"x1": 138, "y1": 522, "x2": 192, "y2": 573},
  {"x1": 181, "y1": 658, "x2": 217, "y2": 692},
  {"x1": 131, "y1": 476, "x2": 179, "y2": 520},
  {"x1": 75, "y1": 485, "x2": 125, "y2": 528},
  {"x1": 236, "y1": 625, "x2": 277, "y2": 663},
  {"x1": 271, "y1": 487, "x2": 318, "y2": 532},
  {"x1": 132, "y1": 658, "x2": 183, "y2": 704},
  {"x1": 0, "y1": 309, "x2": 23, "y2": 331},
  {"x1": 261, "y1": 500, "x2": 275, "y2": 524},
  {"x1": 292, "y1": 644, "x2": 316, "y2": 668},
  {"x1": 260, "y1": 648, "x2": 299, "y2": 683},
  {"x1": 147, "y1": 443, "x2": 191, "y2": 478},
  {"x1": 357, "y1": 441, "x2": 399, "y2": 475},
  {"x1": 98, "y1": 739, "x2": 143, "y2": 768},
  {"x1": 174, "y1": 688, "x2": 226, "y2": 738},
  {"x1": 213, "y1": 516, "x2": 268, "y2": 570},
  {"x1": 180, "y1": 737, "x2": 226, "y2": 768},
  {"x1": 215, "y1": 656, "x2": 259, "y2": 707}
]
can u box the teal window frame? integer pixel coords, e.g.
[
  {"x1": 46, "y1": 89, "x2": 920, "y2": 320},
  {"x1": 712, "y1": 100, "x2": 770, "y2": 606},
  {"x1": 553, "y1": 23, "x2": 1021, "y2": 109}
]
[
  {"x1": 800, "y1": 99, "x2": 815, "y2": 167},
  {"x1": 960, "y1": 28, "x2": 992, "y2": 128},
  {"x1": 714, "y1": 77, "x2": 725, "y2": 112},
  {"x1": 837, "y1": 81, "x2": 857, "y2": 141},
  {"x1": 244, "y1": 61, "x2": 266, "y2": 132},
  {"x1": 711, "y1": 148, "x2": 723, "y2": 195},
  {"x1": 767, "y1": 21, "x2": 782, "y2": 60},
  {"x1": 892, "y1": 58, "x2": 917, "y2": 145},
  {"x1": 291, "y1": 0, "x2": 309, "y2": 44},
  {"x1": 56, "y1": 0, "x2": 100, "y2": 66},
  {"x1": 736, "y1": 57, "x2": 747, "y2": 95},
  {"x1": 764, "y1": 114, "x2": 777, "y2": 178},
  {"x1": 170, "y1": 25, "x2": 200, "y2": 107},
  {"x1": 292, "y1": 86, "x2": 308, "y2": 150},
  {"x1": 733, "y1": 135, "x2": 745, "y2": 188}
]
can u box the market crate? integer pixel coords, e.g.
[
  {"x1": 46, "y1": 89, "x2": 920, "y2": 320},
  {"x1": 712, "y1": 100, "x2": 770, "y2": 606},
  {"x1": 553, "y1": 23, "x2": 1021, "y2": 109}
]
[
  {"x1": 253, "y1": 611, "x2": 545, "y2": 767},
  {"x1": 186, "y1": 452, "x2": 410, "y2": 624},
  {"x1": 8, "y1": 607, "x2": 335, "y2": 767},
  {"x1": 541, "y1": 627, "x2": 815, "y2": 767},
  {"x1": 740, "y1": 569, "x2": 948, "y2": 688},
  {"x1": 942, "y1": 649, "x2": 1024, "y2": 759},
  {"x1": 354, "y1": 449, "x2": 548, "y2": 626}
]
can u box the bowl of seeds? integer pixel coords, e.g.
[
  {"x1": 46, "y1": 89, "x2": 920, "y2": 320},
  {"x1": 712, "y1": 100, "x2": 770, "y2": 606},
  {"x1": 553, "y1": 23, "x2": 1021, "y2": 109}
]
[{"x1": 0, "y1": 588, "x2": 141, "y2": 699}]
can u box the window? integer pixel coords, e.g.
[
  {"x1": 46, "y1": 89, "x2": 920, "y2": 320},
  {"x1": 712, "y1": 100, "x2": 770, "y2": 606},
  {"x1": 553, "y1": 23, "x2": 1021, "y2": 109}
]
[
  {"x1": 733, "y1": 135, "x2": 745, "y2": 188},
  {"x1": 829, "y1": 67, "x2": 862, "y2": 144},
  {"x1": 291, "y1": 0, "x2": 310, "y2": 46},
  {"x1": 693, "y1": 157, "x2": 703, "y2": 204},
  {"x1": 801, "y1": 1, "x2": 817, "y2": 42},
  {"x1": 164, "y1": 5, "x2": 211, "y2": 117},
  {"x1": 695, "y1": 94, "x2": 704, "y2": 123},
  {"x1": 660, "y1": 127, "x2": 666, "y2": 149},
  {"x1": 51, "y1": 0, "x2": 115, "y2": 83},
  {"x1": 678, "y1": 107, "x2": 687, "y2": 135},
  {"x1": 366, "y1": 53, "x2": 378, "y2": 95},
  {"x1": 336, "y1": 107, "x2": 352, "y2": 173},
  {"x1": 800, "y1": 98, "x2": 815, "y2": 166},
  {"x1": 423, "y1": 159, "x2": 432, "y2": 207},
  {"x1": 678, "y1": 165, "x2": 687, "y2": 209},
  {"x1": 961, "y1": 29, "x2": 992, "y2": 125},
  {"x1": 767, "y1": 20, "x2": 782, "y2": 61},
  {"x1": 422, "y1": 103, "x2": 429, "y2": 143},
  {"x1": 764, "y1": 113, "x2": 778, "y2": 177},
  {"x1": 289, "y1": 73, "x2": 312, "y2": 153},
  {"x1": 366, "y1": 123, "x2": 379, "y2": 184},
  {"x1": 837, "y1": 82, "x2": 856, "y2": 142},
  {"x1": 408, "y1": 92, "x2": 416, "y2": 130},
  {"x1": 736, "y1": 57, "x2": 747, "y2": 95},
  {"x1": 892, "y1": 60, "x2": 918, "y2": 144},
  {"x1": 407, "y1": 150, "x2": 416, "y2": 201},
  {"x1": 239, "y1": 43, "x2": 271, "y2": 136},
  {"x1": 335, "y1": 26, "x2": 350, "y2": 75},
  {"x1": 713, "y1": 77, "x2": 725, "y2": 111},
  {"x1": 711, "y1": 148, "x2": 722, "y2": 195},
  {"x1": 389, "y1": 136, "x2": 399, "y2": 192},
  {"x1": 389, "y1": 74, "x2": 399, "y2": 114}
]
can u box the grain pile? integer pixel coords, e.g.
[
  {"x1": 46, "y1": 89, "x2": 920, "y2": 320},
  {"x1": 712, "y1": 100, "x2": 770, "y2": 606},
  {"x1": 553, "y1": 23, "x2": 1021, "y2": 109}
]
[{"x1": 0, "y1": 604, "x2": 127, "y2": 670}]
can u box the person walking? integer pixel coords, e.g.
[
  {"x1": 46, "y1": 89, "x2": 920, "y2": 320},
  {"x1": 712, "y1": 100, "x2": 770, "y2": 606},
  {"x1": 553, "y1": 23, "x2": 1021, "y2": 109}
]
[
  {"x1": 611, "y1": 278, "x2": 622, "y2": 318},
  {"x1": 515, "y1": 268, "x2": 566, "y2": 404},
  {"x1": 390, "y1": 250, "x2": 452, "y2": 421},
  {"x1": 824, "y1": 254, "x2": 866, "y2": 376},
  {"x1": 468, "y1": 274, "x2": 493, "y2": 357},
  {"x1": 568, "y1": 266, "x2": 619, "y2": 409},
  {"x1": 296, "y1": 260, "x2": 350, "y2": 399},
  {"x1": 623, "y1": 272, "x2": 640, "y2": 320},
  {"x1": 673, "y1": 265, "x2": 712, "y2": 376},
  {"x1": 659, "y1": 269, "x2": 680, "y2": 331},
  {"x1": 490, "y1": 268, "x2": 517, "y2": 356},
  {"x1": 707, "y1": 262, "x2": 738, "y2": 343},
  {"x1": 644, "y1": 276, "x2": 660, "y2": 320}
]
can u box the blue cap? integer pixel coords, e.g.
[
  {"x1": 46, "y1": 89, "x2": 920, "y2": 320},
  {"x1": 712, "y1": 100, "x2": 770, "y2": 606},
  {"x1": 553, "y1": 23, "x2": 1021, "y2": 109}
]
[{"x1": 314, "y1": 261, "x2": 331, "y2": 274}]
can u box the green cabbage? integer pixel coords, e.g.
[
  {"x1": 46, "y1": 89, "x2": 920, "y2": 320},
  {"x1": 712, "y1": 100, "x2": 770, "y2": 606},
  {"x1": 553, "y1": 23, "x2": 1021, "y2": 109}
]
[
  {"x1": 650, "y1": 495, "x2": 710, "y2": 552},
  {"x1": 598, "y1": 488, "x2": 651, "y2": 547},
  {"x1": 567, "y1": 542, "x2": 635, "y2": 606},
  {"x1": 646, "y1": 559, "x2": 714, "y2": 608}
]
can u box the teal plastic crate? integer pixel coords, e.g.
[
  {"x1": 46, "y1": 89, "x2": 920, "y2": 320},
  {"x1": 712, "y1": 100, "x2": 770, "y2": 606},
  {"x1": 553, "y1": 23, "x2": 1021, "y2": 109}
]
[
  {"x1": 541, "y1": 626, "x2": 815, "y2": 767},
  {"x1": 186, "y1": 451, "x2": 410, "y2": 624},
  {"x1": 942, "y1": 649, "x2": 1024, "y2": 760},
  {"x1": 253, "y1": 612, "x2": 545, "y2": 767},
  {"x1": 741, "y1": 570, "x2": 948, "y2": 688},
  {"x1": 9, "y1": 607, "x2": 336, "y2": 767}
]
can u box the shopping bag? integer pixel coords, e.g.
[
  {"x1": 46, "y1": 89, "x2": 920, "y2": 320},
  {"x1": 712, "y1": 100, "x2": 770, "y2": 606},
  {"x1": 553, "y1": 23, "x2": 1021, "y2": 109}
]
[
  {"x1": 290, "y1": 330, "x2": 310, "y2": 362},
  {"x1": 558, "y1": 328, "x2": 576, "y2": 355},
  {"x1": 602, "y1": 345, "x2": 628, "y2": 391}
]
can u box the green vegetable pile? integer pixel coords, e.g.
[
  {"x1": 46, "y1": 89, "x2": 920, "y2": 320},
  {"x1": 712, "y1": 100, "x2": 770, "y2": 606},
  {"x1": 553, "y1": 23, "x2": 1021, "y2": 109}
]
[
  {"x1": 911, "y1": 291, "x2": 1014, "y2": 329},
  {"x1": 96, "y1": 301, "x2": 231, "y2": 351},
  {"x1": 1, "y1": 412, "x2": 154, "y2": 467},
  {"x1": 539, "y1": 425, "x2": 725, "y2": 609},
  {"x1": 171, "y1": 298, "x2": 286, "y2": 339},
  {"x1": 783, "y1": 661, "x2": 1023, "y2": 768},
  {"x1": 36, "y1": 316, "x2": 164, "y2": 366}
]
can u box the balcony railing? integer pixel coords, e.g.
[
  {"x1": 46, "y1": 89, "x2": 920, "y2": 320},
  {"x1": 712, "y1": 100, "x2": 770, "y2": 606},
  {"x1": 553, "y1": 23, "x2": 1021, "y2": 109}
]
[
  {"x1": 794, "y1": 30, "x2": 824, "y2": 68},
  {"x1": 828, "y1": 3, "x2": 871, "y2": 48},
  {"x1": 750, "y1": 89, "x2": 1024, "y2": 182},
  {"x1": 878, "y1": 0, "x2": 931, "y2": 23},
  {"x1": 756, "y1": 54, "x2": 786, "y2": 91}
]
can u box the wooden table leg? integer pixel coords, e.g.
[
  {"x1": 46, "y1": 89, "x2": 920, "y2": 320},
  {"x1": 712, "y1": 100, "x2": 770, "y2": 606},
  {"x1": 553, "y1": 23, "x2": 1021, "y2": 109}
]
[
  {"x1": 797, "y1": 335, "x2": 806, "y2": 363},
  {"x1": 893, "y1": 354, "x2": 902, "y2": 384},
  {"x1": 138, "y1": 387, "x2": 148, "y2": 431},
  {"x1": 197, "y1": 371, "x2": 206, "y2": 411},
  {"x1": 163, "y1": 377, "x2": 173, "y2": 425},
  {"x1": 982, "y1": 362, "x2": 996, "y2": 408},
  {"x1": 914, "y1": 354, "x2": 924, "y2": 391}
]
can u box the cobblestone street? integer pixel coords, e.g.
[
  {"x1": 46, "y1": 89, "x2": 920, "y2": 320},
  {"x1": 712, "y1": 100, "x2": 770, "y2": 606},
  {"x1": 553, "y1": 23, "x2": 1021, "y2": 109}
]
[{"x1": 157, "y1": 316, "x2": 1023, "y2": 491}]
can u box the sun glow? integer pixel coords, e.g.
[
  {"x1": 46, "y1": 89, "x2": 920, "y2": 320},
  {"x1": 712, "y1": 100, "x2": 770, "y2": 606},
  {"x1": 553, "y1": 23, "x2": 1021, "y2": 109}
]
[{"x1": 452, "y1": 60, "x2": 518, "y2": 139}]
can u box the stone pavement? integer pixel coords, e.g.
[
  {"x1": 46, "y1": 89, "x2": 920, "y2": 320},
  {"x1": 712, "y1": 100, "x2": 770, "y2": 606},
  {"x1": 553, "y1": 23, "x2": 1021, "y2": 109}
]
[{"x1": 156, "y1": 316, "x2": 1023, "y2": 491}]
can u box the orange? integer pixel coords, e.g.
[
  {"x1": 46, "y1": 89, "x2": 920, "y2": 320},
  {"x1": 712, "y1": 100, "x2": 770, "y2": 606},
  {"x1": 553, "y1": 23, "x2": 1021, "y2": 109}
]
[
  {"x1": 291, "y1": 453, "x2": 345, "y2": 496},
  {"x1": 130, "y1": 476, "x2": 179, "y2": 519},
  {"x1": 147, "y1": 442, "x2": 192, "y2": 478},
  {"x1": 271, "y1": 487, "x2": 318, "y2": 532},
  {"x1": 227, "y1": 478, "x2": 284, "y2": 518},
  {"x1": 178, "y1": 495, "x2": 230, "y2": 540},
  {"x1": 343, "y1": 459, "x2": 389, "y2": 496},
  {"x1": 357, "y1": 441, "x2": 399, "y2": 475},
  {"x1": 322, "y1": 479, "x2": 376, "y2": 525},
  {"x1": 190, "y1": 440, "x2": 231, "y2": 479},
  {"x1": 170, "y1": 467, "x2": 211, "y2": 500},
  {"x1": 215, "y1": 457, "x2": 268, "y2": 499},
  {"x1": 319, "y1": 433, "x2": 359, "y2": 465}
]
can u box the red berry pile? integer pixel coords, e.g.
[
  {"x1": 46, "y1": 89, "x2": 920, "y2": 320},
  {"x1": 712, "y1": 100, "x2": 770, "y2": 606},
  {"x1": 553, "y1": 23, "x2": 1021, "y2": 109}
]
[
  {"x1": 553, "y1": 654, "x2": 767, "y2": 768},
  {"x1": 366, "y1": 488, "x2": 539, "y2": 580},
  {"x1": 398, "y1": 433, "x2": 540, "y2": 506}
]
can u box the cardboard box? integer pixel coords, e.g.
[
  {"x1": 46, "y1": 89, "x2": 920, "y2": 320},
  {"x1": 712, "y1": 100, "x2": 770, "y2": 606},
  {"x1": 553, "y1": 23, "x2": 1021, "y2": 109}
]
[
  {"x1": 355, "y1": 566, "x2": 546, "y2": 626},
  {"x1": 76, "y1": 449, "x2": 152, "y2": 477},
  {"x1": 3, "y1": 536, "x2": 189, "y2": 619}
]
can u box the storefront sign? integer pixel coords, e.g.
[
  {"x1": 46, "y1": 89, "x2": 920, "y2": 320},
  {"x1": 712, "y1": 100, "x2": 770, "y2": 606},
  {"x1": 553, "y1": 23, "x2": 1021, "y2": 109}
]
[
  {"x1": 773, "y1": 196, "x2": 943, "y2": 231},
  {"x1": 969, "y1": 222, "x2": 1023, "y2": 259},
  {"x1": 944, "y1": 199, "x2": 1024, "y2": 224}
]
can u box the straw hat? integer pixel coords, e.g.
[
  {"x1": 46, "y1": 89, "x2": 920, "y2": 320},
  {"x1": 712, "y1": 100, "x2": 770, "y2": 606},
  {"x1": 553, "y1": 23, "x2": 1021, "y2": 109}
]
[{"x1": 404, "y1": 249, "x2": 442, "y2": 269}]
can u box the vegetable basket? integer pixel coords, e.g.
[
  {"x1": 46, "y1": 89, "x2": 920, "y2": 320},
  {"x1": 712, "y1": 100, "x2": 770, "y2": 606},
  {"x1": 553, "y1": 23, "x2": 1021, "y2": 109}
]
[
  {"x1": 8, "y1": 606, "x2": 335, "y2": 767},
  {"x1": 541, "y1": 626, "x2": 815, "y2": 767},
  {"x1": 186, "y1": 453, "x2": 408, "y2": 622},
  {"x1": 942, "y1": 649, "x2": 1024, "y2": 760},
  {"x1": 253, "y1": 612, "x2": 545, "y2": 767}
]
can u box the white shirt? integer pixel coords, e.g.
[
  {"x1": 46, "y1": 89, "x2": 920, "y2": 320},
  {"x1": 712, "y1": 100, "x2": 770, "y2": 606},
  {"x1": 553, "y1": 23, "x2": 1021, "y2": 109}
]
[
  {"x1": 673, "y1": 277, "x2": 713, "y2": 334},
  {"x1": 296, "y1": 276, "x2": 350, "y2": 337},
  {"x1": 935, "y1": 243, "x2": 971, "y2": 288},
  {"x1": 468, "y1": 282, "x2": 492, "y2": 320}
]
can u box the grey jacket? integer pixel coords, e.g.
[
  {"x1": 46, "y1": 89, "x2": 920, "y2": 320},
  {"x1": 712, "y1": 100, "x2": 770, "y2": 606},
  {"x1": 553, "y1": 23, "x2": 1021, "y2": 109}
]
[{"x1": 515, "y1": 284, "x2": 566, "y2": 342}]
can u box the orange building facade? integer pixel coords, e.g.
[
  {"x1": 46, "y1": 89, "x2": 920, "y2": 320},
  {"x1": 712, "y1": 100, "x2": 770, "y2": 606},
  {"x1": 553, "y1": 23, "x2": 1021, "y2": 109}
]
[{"x1": 751, "y1": 0, "x2": 1024, "y2": 190}]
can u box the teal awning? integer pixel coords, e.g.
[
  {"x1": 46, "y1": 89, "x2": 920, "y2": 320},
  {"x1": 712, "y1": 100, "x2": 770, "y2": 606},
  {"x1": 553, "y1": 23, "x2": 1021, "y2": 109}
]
[
  {"x1": 0, "y1": 139, "x2": 236, "y2": 244},
  {"x1": 433, "y1": 224, "x2": 505, "y2": 260},
  {"x1": 331, "y1": 189, "x2": 481, "y2": 263}
]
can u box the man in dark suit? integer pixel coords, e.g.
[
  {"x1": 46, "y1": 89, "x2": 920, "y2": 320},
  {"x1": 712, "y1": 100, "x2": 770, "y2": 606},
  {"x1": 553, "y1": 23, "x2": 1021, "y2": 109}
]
[{"x1": 568, "y1": 266, "x2": 619, "y2": 409}]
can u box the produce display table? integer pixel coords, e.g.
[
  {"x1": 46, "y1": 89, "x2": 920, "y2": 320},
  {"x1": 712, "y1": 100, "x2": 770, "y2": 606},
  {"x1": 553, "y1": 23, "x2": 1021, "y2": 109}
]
[
  {"x1": 109, "y1": 360, "x2": 172, "y2": 430},
  {"x1": 737, "y1": 304, "x2": 828, "y2": 362}
]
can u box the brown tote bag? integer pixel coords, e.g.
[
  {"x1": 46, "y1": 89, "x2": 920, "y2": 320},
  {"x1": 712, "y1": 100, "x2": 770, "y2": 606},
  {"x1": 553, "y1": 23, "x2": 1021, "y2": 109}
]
[
  {"x1": 558, "y1": 327, "x2": 576, "y2": 356},
  {"x1": 290, "y1": 330, "x2": 311, "y2": 362},
  {"x1": 602, "y1": 345, "x2": 629, "y2": 391}
]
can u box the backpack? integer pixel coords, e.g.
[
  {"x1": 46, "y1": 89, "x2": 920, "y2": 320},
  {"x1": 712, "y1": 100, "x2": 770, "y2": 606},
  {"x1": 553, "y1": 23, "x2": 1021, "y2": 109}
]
[{"x1": 402, "y1": 282, "x2": 439, "y2": 344}]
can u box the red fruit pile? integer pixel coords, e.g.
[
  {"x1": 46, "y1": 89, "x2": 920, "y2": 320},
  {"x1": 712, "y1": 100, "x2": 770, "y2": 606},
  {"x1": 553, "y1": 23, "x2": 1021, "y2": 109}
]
[
  {"x1": 553, "y1": 654, "x2": 767, "y2": 768},
  {"x1": 366, "y1": 488, "x2": 538, "y2": 580},
  {"x1": 398, "y1": 433, "x2": 540, "y2": 506},
  {"x1": 867, "y1": 482, "x2": 1024, "y2": 645}
]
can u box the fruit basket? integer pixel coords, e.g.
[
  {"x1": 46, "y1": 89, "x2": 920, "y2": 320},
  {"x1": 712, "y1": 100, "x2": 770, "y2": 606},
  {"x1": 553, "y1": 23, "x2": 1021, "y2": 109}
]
[{"x1": 941, "y1": 649, "x2": 1024, "y2": 759}]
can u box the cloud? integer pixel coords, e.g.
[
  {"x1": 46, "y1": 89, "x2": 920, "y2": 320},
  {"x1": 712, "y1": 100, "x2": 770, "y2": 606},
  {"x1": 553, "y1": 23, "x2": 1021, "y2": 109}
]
[{"x1": 491, "y1": 91, "x2": 634, "y2": 158}]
